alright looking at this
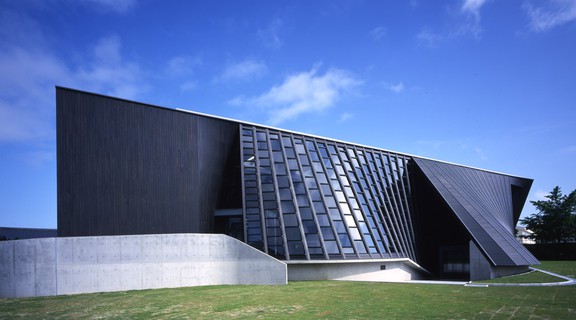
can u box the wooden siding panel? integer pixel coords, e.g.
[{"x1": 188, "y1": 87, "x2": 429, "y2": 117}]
[{"x1": 57, "y1": 88, "x2": 239, "y2": 237}]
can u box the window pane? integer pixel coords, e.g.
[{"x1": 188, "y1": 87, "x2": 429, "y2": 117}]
[
  {"x1": 286, "y1": 227, "x2": 302, "y2": 241},
  {"x1": 299, "y1": 207, "x2": 313, "y2": 220},
  {"x1": 302, "y1": 220, "x2": 318, "y2": 234},
  {"x1": 283, "y1": 214, "x2": 298, "y2": 227},
  {"x1": 281, "y1": 200, "x2": 295, "y2": 213}
]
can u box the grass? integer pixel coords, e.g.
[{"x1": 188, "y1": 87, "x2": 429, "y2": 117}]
[
  {"x1": 538, "y1": 260, "x2": 576, "y2": 278},
  {"x1": 475, "y1": 260, "x2": 576, "y2": 284},
  {"x1": 0, "y1": 262, "x2": 575, "y2": 319}
]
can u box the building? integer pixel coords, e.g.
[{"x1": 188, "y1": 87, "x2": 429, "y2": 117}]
[
  {"x1": 53, "y1": 87, "x2": 538, "y2": 283},
  {"x1": 0, "y1": 227, "x2": 57, "y2": 241},
  {"x1": 1, "y1": 87, "x2": 540, "y2": 298},
  {"x1": 515, "y1": 226, "x2": 536, "y2": 244}
]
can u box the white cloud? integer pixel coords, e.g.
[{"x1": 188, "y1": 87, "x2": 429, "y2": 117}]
[
  {"x1": 76, "y1": 35, "x2": 145, "y2": 99},
  {"x1": 0, "y1": 46, "x2": 70, "y2": 143},
  {"x1": 0, "y1": 34, "x2": 146, "y2": 144},
  {"x1": 339, "y1": 112, "x2": 354, "y2": 122},
  {"x1": 417, "y1": 0, "x2": 488, "y2": 46},
  {"x1": 461, "y1": 0, "x2": 487, "y2": 16},
  {"x1": 231, "y1": 67, "x2": 361, "y2": 125},
  {"x1": 525, "y1": 0, "x2": 576, "y2": 32},
  {"x1": 533, "y1": 189, "x2": 551, "y2": 201},
  {"x1": 180, "y1": 81, "x2": 198, "y2": 92},
  {"x1": 166, "y1": 55, "x2": 202, "y2": 76},
  {"x1": 474, "y1": 147, "x2": 488, "y2": 161},
  {"x1": 370, "y1": 26, "x2": 387, "y2": 41},
  {"x1": 0, "y1": 100, "x2": 53, "y2": 143},
  {"x1": 83, "y1": 0, "x2": 137, "y2": 13},
  {"x1": 388, "y1": 82, "x2": 405, "y2": 93},
  {"x1": 219, "y1": 59, "x2": 268, "y2": 82},
  {"x1": 258, "y1": 18, "x2": 284, "y2": 50},
  {"x1": 416, "y1": 29, "x2": 445, "y2": 47}
]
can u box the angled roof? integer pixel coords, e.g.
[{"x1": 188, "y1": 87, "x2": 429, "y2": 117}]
[{"x1": 413, "y1": 157, "x2": 539, "y2": 266}]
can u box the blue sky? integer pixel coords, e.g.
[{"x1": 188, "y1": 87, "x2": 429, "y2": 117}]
[{"x1": 1, "y1": 0, "x2": 575, "y2": 229}]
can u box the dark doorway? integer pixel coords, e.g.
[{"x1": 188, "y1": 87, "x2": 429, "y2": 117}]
[{"x1": 214, "y1": 209, "x2": 244, "y2": 241}]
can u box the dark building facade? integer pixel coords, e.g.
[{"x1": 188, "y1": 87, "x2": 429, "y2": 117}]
[
  {"x1": 57, "y1": 87, "x2": 538, "y2": 280},
  {"x1": 0, "y1": 227, "x2": 57, "y2": 241}
]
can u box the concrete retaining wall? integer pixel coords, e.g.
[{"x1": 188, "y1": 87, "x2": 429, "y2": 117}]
[
  {"x1": 287, "y1": 259, "x2": 422, "y2": 282},
  {"x1": 0, "y1": 234, "x2": 287, "y2": 298}
]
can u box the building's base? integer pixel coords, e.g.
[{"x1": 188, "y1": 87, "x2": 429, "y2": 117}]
[
  {"x1": 469, "y1": 240, "x2": 530, "y2": 280},
  {"x1": 0, "y1": 234, "x2": 287, "y2": 298},
  {"x1": 286, "y1": 259, "x2": 426, "y2": 282}
]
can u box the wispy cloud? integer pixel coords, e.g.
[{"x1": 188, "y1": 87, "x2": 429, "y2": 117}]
[
  {"x1": 417, "y1": 0, "x2": 488, "y2": 47},
  {"x1": 219, "y1": 59, "x2": 268, "y2": 82},
  {"x1": 415, "y1": 139, "x2": 488, "y2": 162},
  {"x1": 165, "y1": 55, "x2": 202, "y2": 76},
  {"x1": 525, "y1": 0, "x2": 576, "y2": 32},
  {"x1": 370, "y1": 26, "x2": 387, "y2": 41},
  {"x1": 0, "y1": 31, "x2": 146, "y2": 145},
  {"x1": 533, "y1": 189, "x2": 551, "y2": 201},
  {"x1": 461, "y1": 0, "x2": 487, "y2": 17},
  {"x1": 339, "y1": 112, "x2": 354, "y2": 122},
  {"x1": 180, "y1": 80, "x2": 198, "y2": 92},
  {"x1": 230, "y1": 66, "x2": 361, "y2": 125},
  {"x1": 388, "y1": 82, "x2": 405, "y2": 93},
  {"x1": 474, "y1": 147, "x2": 488, "y2": 161},
  {"x1": 416, "y1": 29, "x2": 445, "y2": 47},
  {"x1": 258, "y1": 18, "x2": 285, "y2": 50},
  {"x1": 84, "y1": 0, "x2": 137, "y2": 13},
  {"x1": 76, "y1": 35, "x2": 146, "y2": 99}
]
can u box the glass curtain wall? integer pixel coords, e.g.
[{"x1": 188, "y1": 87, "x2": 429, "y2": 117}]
[{"x1": 240, "y1": 125, "x2": 417, "y2": 261}]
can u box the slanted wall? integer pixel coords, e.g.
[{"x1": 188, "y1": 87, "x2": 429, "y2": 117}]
[{"x1": 0, "y1": 234, "x2": 287, "y2": 298}]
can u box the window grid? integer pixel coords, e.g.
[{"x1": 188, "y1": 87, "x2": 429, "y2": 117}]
[
  {"x1": 396, "y1": 156, "x2": 418, "y2": 259},
  {"x1": 240, "y1": 125, "x2": 417, "y2": 261},
  {"x1": 385, "y1": 153, "x2": 407, "y2": 253},
  {"x1": 370, "y1": 152, "x2": 403, "y2": 256},
  {"x1": 388, "y1": 154, "x2": 417, "y2": 260},
  {"x1": 273, "y1": 133, "x2": 310, "y2": 260},
  {"x1": 262, "y1": 129, "x2": 291, "y2": 260},
  {"x1": 350, "y1": 146, "x2": 391, "y2": 257},
  {"x1": 290, "y1": 136, "x2": 330, "y2": 259}
]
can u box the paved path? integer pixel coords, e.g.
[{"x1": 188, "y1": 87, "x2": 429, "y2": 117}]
[{"x1": 465, "y1": 267, "x2": 576, "y2": 287}]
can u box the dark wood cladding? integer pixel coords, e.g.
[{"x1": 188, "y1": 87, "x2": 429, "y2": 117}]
[{"x1": 57, "y1": 87, "x2": 240, "y2": 237}]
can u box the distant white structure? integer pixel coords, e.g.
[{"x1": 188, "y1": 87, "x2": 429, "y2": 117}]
[{"x1": 516, "y1": 226, "x2": 535, "y2": 244}]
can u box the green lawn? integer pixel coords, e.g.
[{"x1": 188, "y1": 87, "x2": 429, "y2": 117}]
[
  {"x1": 475, "y1": 260, "x2": 576, "y2": 284},
  {"x1": 1, "y1": 262, "x2": 575, "y2": 319}
]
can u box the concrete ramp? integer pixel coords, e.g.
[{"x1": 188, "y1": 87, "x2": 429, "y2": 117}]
[{"x1": 0, "y1": 234, "x2": 287, "y2": 298}]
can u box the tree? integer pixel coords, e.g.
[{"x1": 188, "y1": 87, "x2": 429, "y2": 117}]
[{"x1": 520, "y1": 186, "x2": 576, "y2": 243}]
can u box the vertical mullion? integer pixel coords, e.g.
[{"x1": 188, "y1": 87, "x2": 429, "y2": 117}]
[
  {"x1": 394, "y1": 156, "x2": 417, "y2": 260},
  {"x1": 370, "y1": 151, "x2": 397, "y2": 255},
  {"x1": 353, "y1": 147, "x2": 388, "y2": 257},
  {"x1": 380, "y1": 153, "x2": 406, "y2": 257},
  {"x1": 241, "y1": 125, "x2": 268, "y2": 252},
  {"x1": 386, "y1": 153, "x2": 412, "y2": 258},
  {"x1": 334, "y1": 145, "x2": 361, "y2": 258},
  {"x1": 292, "y1": 137, "x2": 330, "y2": 259},
  {"x1": 399, "y1": 156, "x2": 418, "y2": 259},
  {"x1": 253, "y1": 128, "x2": 269, "y2": 254},
  {"x1": 317, "y1": 141, "x2": 347, "y2": 258},
  {"x1": 240, "y1": 125, "x2": 248, "y2": 243},
  {"x1": 265, "y1": 129, "x2": 291, "y2": 260},
  {"x1": 311, "y1": 139, "x2": 345, "y2": 259},
  {"x1": 372, "y1": 152, "x2": 398, "y2": 254},
  {"x1": 276, "y1": 133, "x2": 310, "y2": 260},
  {"x1": 343, "y1": 146, "x2": 376, "y2": 256},
  {"x1": 303, "y1": 138, "x2": 343, "y2": 258}
]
